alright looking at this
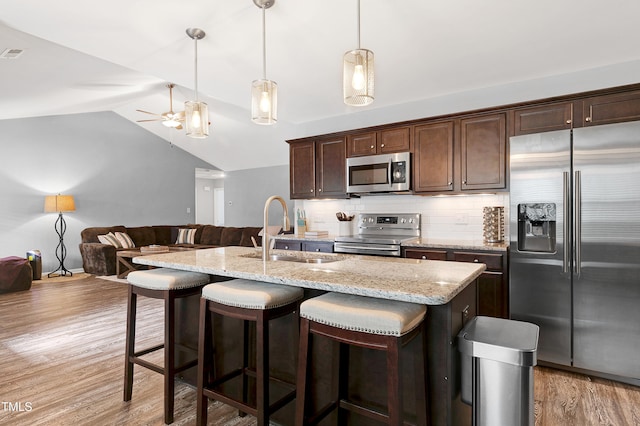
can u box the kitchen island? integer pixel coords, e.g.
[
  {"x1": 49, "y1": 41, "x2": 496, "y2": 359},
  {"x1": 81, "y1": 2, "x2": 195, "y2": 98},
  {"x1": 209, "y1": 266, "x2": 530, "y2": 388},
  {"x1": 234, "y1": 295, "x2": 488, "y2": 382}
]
[{"x1": 135, "y1": 246, "x2": 485, "y2": 425}]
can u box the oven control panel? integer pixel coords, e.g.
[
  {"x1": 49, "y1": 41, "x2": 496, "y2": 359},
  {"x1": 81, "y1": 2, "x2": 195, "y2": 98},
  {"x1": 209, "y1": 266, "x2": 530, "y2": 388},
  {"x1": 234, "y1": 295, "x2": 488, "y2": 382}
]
[{"x1": 359, "y1": 213, "x2": 421, "y2": 233}]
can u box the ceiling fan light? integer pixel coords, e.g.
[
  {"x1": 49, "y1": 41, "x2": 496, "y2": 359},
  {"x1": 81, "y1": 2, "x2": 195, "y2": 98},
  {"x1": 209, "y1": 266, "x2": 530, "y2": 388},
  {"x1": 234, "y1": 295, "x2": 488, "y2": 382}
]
[
  {"x1": 251, "y1": 79, "x2": 277, "y2": 125},
  {"x1": 343, "y1": 48, "x2": 374, "y2": 107},
  {"x1": 185, "y1": 100, "x2": 209, "y2": 138},
  {"x1": 162, "y1": 118, "x2": 181, "y2": 128}
]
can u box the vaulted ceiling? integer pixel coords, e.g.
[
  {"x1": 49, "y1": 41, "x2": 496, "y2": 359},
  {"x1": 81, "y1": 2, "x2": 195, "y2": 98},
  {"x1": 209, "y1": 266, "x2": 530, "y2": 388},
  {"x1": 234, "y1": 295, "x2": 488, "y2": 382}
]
[{"x1": 2, "y1": 0, "x2": 640, "y2": 171}]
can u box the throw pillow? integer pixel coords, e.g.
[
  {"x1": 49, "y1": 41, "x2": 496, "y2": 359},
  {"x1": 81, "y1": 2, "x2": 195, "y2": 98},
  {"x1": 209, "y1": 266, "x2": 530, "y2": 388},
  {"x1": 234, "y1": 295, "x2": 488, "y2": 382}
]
[
  {"x1": 114, "y1": 232, "x2": 135, "y2": 249},
  {"x1": 98, "y1": 232, "x2": 122, "y2": 248},
  {"x1": 176, "y1": 228, "x2": 196, "y2": 244}
]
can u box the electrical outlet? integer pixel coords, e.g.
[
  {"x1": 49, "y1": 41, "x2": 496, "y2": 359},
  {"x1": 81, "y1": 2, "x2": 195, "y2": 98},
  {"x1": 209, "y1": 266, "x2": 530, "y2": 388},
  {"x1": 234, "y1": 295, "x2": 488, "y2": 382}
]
[
  {"x1": 454, "y1": 213, "x2": 468, "y2": 225},
  {"x1": 187, "y1": 207, "x2": 191, "y2": 213}
]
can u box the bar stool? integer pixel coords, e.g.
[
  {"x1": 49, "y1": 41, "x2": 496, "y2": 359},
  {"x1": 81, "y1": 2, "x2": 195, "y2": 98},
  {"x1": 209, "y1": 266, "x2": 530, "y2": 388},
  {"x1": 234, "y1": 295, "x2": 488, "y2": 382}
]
[
  {"x1": 197, "y1": 279, "x2": 304, "y2": 426},
  {"x1": 295, "y1": 292, "x2": 429, "y2": 426},
  {"x1": 124, "y1": 268, "x2": 210, "y2": 424}
]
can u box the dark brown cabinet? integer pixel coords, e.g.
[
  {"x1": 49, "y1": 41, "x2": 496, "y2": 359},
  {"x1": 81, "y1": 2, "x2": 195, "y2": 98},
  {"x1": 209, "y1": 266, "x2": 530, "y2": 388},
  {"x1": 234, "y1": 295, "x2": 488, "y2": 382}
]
[
  {"x1": 460, "y1": 113, "x2": 507, "y2": 191},
  {"x1": 274, "y1": 239, "x2": 334, "y2": 253},
  {"x1": 582, "y1": 90, "x2": 640, "y2": 126},
  {"x1": 511, "y1": 90, "x2": 640, "y2": 136},
  {"x1": 413, "y1": 121, "x2": 455, "y2": 192},
  {"x1": 413, "y1": 113, "x2": 507, "y2": 194},
  {"x1": 347, "y1": 126, "x2": 410, "y2": 157},
  {"x1": 403, "y1": 247, "x2": 509, "y2": 318},
  {"x1": 289, "y1": 137, "x2": 347, "y2": 199},
  {"x1": 512, "y1": 102, "x2": 575, "y2": 136}
]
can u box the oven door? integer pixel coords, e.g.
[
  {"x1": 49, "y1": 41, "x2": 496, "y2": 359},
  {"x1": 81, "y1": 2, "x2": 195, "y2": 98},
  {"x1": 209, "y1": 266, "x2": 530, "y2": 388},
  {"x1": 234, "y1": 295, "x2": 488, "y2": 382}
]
[
  {"x1": 334, "y1": 242, "x2": 401, "y2": 257},
  {"x1": 346, "y1": 152, "x2": 410, "y2": 193}
]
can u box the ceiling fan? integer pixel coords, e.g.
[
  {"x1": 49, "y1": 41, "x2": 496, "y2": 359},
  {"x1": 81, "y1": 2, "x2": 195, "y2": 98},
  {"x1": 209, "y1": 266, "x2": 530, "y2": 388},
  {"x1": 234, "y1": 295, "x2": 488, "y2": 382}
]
[{"x1": 136, "y1": 83, "x2": 185, "y2": 129}]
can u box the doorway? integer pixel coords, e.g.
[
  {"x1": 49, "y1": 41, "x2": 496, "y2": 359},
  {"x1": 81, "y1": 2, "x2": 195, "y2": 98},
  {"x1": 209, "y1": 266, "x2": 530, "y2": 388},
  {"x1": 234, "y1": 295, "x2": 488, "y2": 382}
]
[{"x1": 195, "y1": 168, "x2": 225, "y2": 225}]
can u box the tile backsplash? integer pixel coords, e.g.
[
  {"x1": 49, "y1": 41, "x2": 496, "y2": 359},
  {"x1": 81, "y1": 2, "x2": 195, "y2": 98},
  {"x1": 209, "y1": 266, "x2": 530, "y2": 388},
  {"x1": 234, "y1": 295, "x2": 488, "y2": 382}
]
[{"x1": 294, "y1": 193, "x2": 510, "y2": 242}]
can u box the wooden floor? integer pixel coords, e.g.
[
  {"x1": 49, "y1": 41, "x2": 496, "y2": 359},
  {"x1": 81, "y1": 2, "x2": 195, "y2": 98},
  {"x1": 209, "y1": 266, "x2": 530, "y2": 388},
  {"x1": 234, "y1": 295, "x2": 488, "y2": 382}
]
[{"x1": 1, "y1": 276, "x2": 638, "y2": 426}]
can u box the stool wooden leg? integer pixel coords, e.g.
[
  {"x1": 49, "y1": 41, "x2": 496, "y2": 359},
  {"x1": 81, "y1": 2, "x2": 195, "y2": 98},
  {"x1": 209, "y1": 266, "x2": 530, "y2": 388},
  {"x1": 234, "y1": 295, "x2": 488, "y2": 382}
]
[
  {"x1": 239, "y1": 319, "x2": 250, "y2": 417},
  {"x1": 256, "y1": 310, "x2": 269, "y2": 426},
  {"x1": 196, "y1": 298, "x2": 211, "y2": 426},
  {"x1": 164, "y1": 291, "x2": 176, "y2": 424},
  {"x1": 123, "y1": 287, "x2": 137, "y2": 402},
  {"x1": 387, "y1": 337, "x2": 401, "y2": 426},
  {"x1": 337, "y1": 342, "x2": 349, "y2": 425},
  {"x1": 295, "y1": 318, "x2": 311, "y2": 426},
  {"x1": 414, "y1": 323, "x2": 429, "y2": 426}
]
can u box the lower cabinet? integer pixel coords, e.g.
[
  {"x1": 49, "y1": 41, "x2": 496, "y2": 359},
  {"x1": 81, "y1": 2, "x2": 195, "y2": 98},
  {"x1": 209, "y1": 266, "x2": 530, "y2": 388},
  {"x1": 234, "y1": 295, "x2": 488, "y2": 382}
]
[
  {"x1": 404, "y1": 247, "x2": 509, "y2": 318},
  {"x1": 274, "y1": 239, "x2": 334, "y2": 253}
]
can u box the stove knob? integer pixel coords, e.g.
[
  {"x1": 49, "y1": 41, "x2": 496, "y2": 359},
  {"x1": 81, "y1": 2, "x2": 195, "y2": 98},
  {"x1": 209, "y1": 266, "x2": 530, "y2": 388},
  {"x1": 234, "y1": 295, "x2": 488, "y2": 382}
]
[
  {"x1": 368, "y1": 217, "x2": 374, "y2": 223},
  {"x1": 408, "y1": 218, "x2": 414, "y2": 223},
  {"x1": 400, "y1": 218, "x2": 407, "y2": 224}
]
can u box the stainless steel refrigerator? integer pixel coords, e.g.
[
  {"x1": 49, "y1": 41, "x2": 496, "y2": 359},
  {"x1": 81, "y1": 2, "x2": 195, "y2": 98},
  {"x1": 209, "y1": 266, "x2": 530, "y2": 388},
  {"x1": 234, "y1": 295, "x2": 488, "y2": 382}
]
[{"x1": 509, "y1": 120, "x2": 640, "y2": 384}]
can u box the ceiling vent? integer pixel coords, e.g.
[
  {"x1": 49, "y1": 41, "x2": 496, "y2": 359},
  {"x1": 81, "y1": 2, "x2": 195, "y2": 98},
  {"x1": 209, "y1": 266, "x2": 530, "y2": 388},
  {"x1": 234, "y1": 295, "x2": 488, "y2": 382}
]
[{"x1": 0, "y1": 48, "x2": 24, "y2": 59}]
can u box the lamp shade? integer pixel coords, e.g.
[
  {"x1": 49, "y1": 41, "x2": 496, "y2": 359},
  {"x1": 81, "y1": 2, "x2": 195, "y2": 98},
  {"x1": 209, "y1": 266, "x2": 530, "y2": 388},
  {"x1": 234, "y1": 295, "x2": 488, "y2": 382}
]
[
  {"x1": 44, "y1": 195, "x2": 75, "y2": 213},
  {"x1": 251, "y1": 79, "x2": 278, "y2": 125},
  {"x1": 343, "y1": 48, "x2": 374, "y2": 107},
  {"x1": 185, "y1": 100, "x2": 209, "y2": 138}
]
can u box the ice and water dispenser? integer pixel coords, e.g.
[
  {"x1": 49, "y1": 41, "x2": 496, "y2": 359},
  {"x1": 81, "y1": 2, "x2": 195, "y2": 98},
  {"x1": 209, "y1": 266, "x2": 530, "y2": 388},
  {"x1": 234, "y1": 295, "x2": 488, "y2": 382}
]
[{"x1": 517, "y1": 203, "x2": 556, "y2": 253}]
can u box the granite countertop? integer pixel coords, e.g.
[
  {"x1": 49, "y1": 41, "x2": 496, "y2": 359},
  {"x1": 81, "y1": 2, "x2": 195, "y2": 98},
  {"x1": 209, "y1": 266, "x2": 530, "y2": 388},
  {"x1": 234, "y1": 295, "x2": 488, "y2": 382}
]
[{"x1": 133, "y1": 246, "x2": 485, "y2": 305}]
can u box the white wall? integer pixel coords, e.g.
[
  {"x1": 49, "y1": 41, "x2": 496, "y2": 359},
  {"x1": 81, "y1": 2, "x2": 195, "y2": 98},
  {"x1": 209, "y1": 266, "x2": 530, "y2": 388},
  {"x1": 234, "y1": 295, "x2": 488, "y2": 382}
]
[{"x1": 0, "y1": 112, "x2": 216, "y2": 273}]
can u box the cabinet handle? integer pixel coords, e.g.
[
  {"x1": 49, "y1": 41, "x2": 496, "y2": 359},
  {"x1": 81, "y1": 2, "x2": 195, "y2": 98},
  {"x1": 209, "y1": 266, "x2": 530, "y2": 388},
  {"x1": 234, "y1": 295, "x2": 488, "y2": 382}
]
[
  {"x1": 462, "y1": 180, "x2": 467, "y2": 185},
  {"x1": 381, "y1": 143, "x2": 385, "y2": 148},
  {"x1": 315, "y1": 248, "x2": 321, "y2": 252},
  {"x1": 586, "y1": 105, "x2": 593, "y2": 122},
  {"x1": 448, "y1": 181, "x2": 452, "y2": 186},
  {"x1": 370, "y1": 145, "x2": 375, "y2": 149},
  {"x1": 566, "y1": 119, "x2": 572, "y2": 124},
  {"x1": 310, "y1": 189, "x2": 314, "y2": 192},
  {"x1": 284, "y1": 245, "x2": 289, "y2": 250},
  {"x1": 473, "y1": 258, "x2": 479, "y2": 263},
  {"x1": 421, "y1": 255, "x2": 427, "y2": 259},
  {"x1": 318, "y1": 188, "x2": 322, "y2": 192}
]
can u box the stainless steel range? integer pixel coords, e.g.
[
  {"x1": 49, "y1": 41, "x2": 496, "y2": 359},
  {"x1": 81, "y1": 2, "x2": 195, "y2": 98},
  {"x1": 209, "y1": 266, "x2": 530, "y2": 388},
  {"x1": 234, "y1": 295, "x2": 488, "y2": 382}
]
[{"x1": 334, "y1": 213, "x2": 421, "y2": 257}]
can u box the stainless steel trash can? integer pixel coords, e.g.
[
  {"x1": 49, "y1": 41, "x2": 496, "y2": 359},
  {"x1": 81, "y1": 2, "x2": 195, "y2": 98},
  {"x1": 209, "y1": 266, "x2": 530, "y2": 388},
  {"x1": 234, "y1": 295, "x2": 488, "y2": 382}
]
[
  {"x1": 26, "y1": 250, "x2": 42, "y2": 280},
  {"x1": 458, "y1": 316, "x2": 539, "y2": 426}
]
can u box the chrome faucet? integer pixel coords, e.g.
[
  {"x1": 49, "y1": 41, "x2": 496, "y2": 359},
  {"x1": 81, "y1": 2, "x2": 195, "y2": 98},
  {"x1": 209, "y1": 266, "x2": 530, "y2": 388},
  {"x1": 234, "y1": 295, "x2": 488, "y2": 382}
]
[{"x1": 263, "y1": 195, "x2": 290, "y2": 261}]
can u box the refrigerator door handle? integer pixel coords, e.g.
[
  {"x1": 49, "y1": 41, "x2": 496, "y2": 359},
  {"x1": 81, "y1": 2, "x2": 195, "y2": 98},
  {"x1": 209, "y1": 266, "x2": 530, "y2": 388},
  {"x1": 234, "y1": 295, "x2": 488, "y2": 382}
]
[
  {"x1": 563, "y1": 171, "x2": 570, "y2": 273},
  {"x1": 574, "y1": 170, "x2": 582, "y2": 276}
]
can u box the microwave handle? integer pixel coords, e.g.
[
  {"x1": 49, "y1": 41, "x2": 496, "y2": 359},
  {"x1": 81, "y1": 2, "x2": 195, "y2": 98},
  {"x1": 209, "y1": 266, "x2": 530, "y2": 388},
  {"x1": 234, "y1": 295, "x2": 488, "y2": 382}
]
[{"x1": 388, "y1": 158, "x2": 392, "y2": 184}]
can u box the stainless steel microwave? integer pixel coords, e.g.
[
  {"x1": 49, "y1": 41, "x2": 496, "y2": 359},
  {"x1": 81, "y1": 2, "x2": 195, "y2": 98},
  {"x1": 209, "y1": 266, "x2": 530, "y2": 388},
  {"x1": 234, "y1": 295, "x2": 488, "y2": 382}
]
[{"x1": 346, "y1": 152, "x2": 411, "y2": 193}]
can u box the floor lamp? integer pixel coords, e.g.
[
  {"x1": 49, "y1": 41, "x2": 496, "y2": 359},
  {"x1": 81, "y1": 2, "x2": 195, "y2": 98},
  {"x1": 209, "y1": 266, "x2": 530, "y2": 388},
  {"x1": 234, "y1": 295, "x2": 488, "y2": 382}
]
[{"x1": 44, "y1": 194, "x2": 76, "y2": 277}]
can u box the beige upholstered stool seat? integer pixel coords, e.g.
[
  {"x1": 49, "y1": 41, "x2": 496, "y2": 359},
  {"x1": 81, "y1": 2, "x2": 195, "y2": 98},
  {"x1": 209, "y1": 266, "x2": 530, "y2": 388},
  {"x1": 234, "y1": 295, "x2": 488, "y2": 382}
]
[
  {"x1": 197, "y1": 279, "x2": 303, "y2": 426},
  {"x1": 300, "y1": 292, "x2": 426, "y2": 336},
  {"x1": 201, "y1": 278, "x2": 304, "y2": 309},
  {"x1": 127, "y1": 268, "x2": 209, "y2": 290}
]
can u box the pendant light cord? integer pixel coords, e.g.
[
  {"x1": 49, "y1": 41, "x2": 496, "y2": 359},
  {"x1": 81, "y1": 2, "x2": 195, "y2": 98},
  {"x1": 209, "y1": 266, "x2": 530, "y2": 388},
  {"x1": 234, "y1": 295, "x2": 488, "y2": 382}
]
[
  {"x1": 262, "y1": 4, "x2": 267, "y2": 80},
  {"x1": 357, "y1": 0, "x2": 361, "y2": 49},
  {"x1": 194, "y1": 37, "x2": 199, "y2": 101}
]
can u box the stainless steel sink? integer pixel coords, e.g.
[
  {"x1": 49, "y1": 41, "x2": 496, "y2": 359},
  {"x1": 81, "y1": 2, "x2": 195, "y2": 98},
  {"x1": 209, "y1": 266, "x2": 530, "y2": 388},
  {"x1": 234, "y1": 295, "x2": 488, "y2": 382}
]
[{"x1": 242, "y1": 252, "x2": 340, "y2": 264}]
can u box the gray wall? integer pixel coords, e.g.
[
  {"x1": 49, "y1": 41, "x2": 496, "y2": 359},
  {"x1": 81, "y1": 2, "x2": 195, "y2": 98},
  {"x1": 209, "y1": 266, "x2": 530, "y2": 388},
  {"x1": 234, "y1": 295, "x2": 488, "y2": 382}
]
[
  {"x1": 0, "y1": 111, "x2": 215, "y2": 273},
  {"x1": 224, "y1": 165, "x2": 292, "y2": 228}
]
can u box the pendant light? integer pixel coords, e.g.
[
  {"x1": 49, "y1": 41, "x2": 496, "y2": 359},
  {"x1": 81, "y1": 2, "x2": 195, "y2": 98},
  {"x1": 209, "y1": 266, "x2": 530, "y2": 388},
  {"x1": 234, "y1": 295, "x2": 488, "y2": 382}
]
[
  {"x1": 343, "y1": 0, "x2": 374, "y2": 107},
  {"x1": 185, "y1": 28, "x2": 209, "y2": 138},
  {"x1": 251, "y1": 0, "x2": 277, "y2": 125}
]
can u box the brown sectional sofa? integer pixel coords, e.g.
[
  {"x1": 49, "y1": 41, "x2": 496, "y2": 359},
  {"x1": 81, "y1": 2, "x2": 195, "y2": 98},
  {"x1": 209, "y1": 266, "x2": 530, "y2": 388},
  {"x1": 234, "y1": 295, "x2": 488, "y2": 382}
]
[{"x1": 79, "y1": 224, "x2": 263, "y2": 276}]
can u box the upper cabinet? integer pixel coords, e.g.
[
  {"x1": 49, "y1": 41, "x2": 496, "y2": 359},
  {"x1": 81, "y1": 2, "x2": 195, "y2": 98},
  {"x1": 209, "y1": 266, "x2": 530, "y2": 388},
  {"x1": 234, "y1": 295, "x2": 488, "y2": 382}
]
[
  {"x1": 511, "y1": 89, "x2": 640, "y2": 136},
  {"x1": 460, "y1": 113, "x2": 507, "y2": 191},
  {"x1": 347, "y1": 126, "x2": 410, "y2": 157},
  {"x1": 582, "y1": 90, "x2": 640, "y2": 126},
  {"x1": 413, "y1": 113, "x2": 507, "y2": 194},
  {"x1": 414, "y1": 121, "x2": 454, "y2": 192},
  {"x1": 511, "y1": 102, "x2": 575, "y2": 136},
  {"x1": 289, "y1": 137, "x2": 347, "y2": 199}
]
